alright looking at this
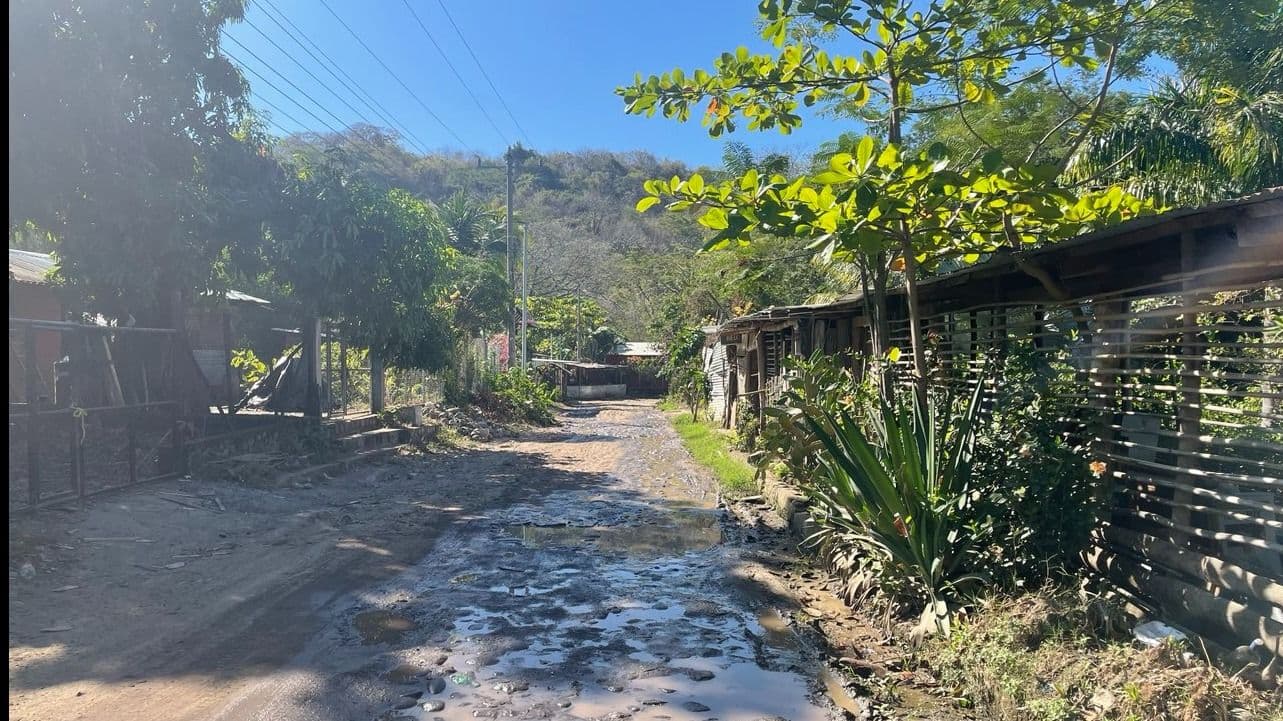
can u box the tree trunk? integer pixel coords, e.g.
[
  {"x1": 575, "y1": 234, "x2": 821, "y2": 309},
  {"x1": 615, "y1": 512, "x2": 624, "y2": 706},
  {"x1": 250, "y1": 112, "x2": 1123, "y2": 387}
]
[{"x1": 900, "y1": 236, "x2": 929, "y2": 406}]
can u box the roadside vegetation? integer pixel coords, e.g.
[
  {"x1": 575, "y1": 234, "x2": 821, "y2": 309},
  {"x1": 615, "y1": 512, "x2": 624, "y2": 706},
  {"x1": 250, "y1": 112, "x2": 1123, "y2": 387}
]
[
  {"x1": 622, "y1": 0, "x2": 1282, "y2": 718},
  {"x1": 929, "y1": 590, "x2": 1281, "y2": 721},
  {"x1": 669, "y1": 411, "x2": 757, "y2": 499}
]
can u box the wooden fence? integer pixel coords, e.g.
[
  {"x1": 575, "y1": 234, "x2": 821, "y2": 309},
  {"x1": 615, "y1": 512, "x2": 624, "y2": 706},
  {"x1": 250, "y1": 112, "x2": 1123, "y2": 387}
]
[
  {"x1": 8, "y1": 319, "x2": 187, "y2": 510},
  {"x1": 875, "y1": 204, "x2": 1282, "y2": 655}
]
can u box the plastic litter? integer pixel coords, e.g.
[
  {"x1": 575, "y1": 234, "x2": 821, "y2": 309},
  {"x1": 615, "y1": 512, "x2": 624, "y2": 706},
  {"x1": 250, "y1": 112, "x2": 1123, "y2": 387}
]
[{"x1": 1133, "y1": 620, "x2": 1188, "y2": 647}]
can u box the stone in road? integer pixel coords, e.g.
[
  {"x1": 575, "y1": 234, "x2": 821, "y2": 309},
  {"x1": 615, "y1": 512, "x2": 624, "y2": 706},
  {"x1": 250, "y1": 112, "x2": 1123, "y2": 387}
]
[{"x1": 225, "y1": 401, "x2": 846, "y2": 721}]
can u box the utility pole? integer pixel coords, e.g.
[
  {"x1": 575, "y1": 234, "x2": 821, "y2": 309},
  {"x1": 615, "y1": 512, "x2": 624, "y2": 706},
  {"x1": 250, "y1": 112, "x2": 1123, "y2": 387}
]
[
  {"x1": 504, "y1": 144, "x2": 533, "y2": 369},
  {"x1": 521, "y1": 226, "x2": 529, "y2": 370}
]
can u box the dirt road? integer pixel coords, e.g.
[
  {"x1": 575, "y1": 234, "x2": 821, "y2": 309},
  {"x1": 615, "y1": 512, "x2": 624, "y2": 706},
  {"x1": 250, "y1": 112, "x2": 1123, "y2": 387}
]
[{"x1": 9, "y1": 400, "x2": 869, "y2": 721}]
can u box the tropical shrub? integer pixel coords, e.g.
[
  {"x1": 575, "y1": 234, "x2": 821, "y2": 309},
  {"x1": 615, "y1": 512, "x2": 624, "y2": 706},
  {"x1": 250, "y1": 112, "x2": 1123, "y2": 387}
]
[
  {"x1": 785, "y1": 379, "x2": 992, "y2": 639},
  {"x1": 732, "y1": 397, "x2": 759, "y2": 452},
  {"x1": 229, "y1": 348, "x2": 268, "y2": 386},
  {"x1": 970, "y1": 345, "x2": 1103, "y2": 585},
  {"x1": 481, "y1": 368, "x2": 556, "y2": 425},
  {"x1": 669, "y1": 365, "x2": 710, "y2": 419},
  {"x1": 762, "y1": 349, "x2": 1106, "y2": 637},
  {"x1": 660, "y1": 326, "x2": 710, "y2": 418}
]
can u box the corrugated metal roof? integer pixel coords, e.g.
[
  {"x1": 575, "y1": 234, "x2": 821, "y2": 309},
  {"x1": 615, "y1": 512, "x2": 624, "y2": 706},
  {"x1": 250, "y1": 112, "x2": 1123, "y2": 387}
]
[
  {"x1": 609, "y1": 341, "x2": 663, "y2": 357},
  {"x1": 530, "y1": 358, "x2": 623, "y2": 370},
  {"x1": 9, "y1": 248, "x2": 56, "y2": 284},
  {"x1": 223, "y1": 289, "x2": 271, "y2": 306},
  {"x1": 712, "y1": 187, "x2": 1282, "y2": 333},
  {"x1": 10, "y1": 249, "x2": 271, "y2": 305}
]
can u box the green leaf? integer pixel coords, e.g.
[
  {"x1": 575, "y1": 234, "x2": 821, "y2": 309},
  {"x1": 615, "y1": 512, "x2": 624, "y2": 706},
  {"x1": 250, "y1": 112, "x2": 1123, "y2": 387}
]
[
  {"x1": 856, "y1": 136, "x2": 875, "y2": 172},
  {"x1": 700, "y1": 207, "x2": 729, "y2": 230},
  {"x1": 687, "y1": 173, "x2": 705, "y2": 194},
  {"x1": 635, "y1": 196, "x2": 660, "y2": 213}
]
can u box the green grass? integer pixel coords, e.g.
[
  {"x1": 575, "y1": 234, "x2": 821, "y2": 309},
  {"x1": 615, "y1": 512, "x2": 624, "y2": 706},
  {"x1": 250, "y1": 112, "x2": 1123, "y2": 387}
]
[{"x1": 669, "y1": 411, "x2": 758, "y2": 497}]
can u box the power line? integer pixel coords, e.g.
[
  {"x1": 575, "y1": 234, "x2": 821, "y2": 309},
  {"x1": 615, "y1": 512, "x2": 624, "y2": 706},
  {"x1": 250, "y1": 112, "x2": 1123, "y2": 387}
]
[
  {"x1": 242, "y1": 15, "x2": 422, "y2": 152},
  {"x1": 225, "y1": 47, "x2": 345, "y2": 135},
  {"x1": 254, "y1": 0, "x2": 435, "y2": 154},
  {"x1": 224, "y1": 34, "x2": 351, "y2": 132},
  {"x1": 249, "y1": 92, "x2": 311, "y2": 136},
  {"x1": 432, "y1": 0, "x2": 531, "y2": 145},
  {"x1": 317, "y1": 0, "x2": 471, "y2": 151},
  {"x1": 399, "y1": 0, "x2": 509, "y2": 145}
]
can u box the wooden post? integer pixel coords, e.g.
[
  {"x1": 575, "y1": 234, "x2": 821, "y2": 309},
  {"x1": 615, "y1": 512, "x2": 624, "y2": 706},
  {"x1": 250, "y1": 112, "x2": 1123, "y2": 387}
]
[
  {"x1": 222, "y1": 309, "x2": 235, "y2": 412},
  {"x1": 127, "y1": 409, "x2": 138, "y2": 489},
  {"x1": 324, "y1": 327, "x2": 333, "y2": 416},
  {"x1": 370, "y1": 350, "x2": 385, "y2": 413},
  {"x1": 1173, "y1": 231, "x2": 1205, "y2": 548},
  {"x1": 756, "y1": 331, "x2": 768, "y2": 432},
  {"x1": 25, "y1": 324, "x2": 42, "y2": 506},
  {"x1": 302, "y1": 317, "x2": 322, "y2": 418},
  {"x1": 339, "y1": 336, "x2": 349, "y2": 416},
  {"x1": 169, "y1": 333, "x2": 187, "y2": 475}
]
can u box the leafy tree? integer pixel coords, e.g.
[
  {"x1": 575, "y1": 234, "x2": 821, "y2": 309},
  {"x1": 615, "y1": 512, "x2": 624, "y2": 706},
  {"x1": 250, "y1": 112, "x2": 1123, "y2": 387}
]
[
  {"x1": 266, "y1": 154, "x2": 453, "y2": 370},
  {"x1": 1067, "y1": 61, "x2": 1283, "y2": 205},
  {"x1": 441, "y1": 253, "x2": 511, "y2": 335},
  {"x1": 436, "y1": 190, "x2": 506, "y2": 256},
  {"x1": 621, "y1": 0, "x2": 1158, "y2": 400},
  {"x1": 661, "y1": 326, "x2": 711, "y2": 418},
  {"x1": 8, "y1": 0, "x2": 273, "y2": 323},
  {"x1": 526, "y1": 295, "x2": 619, "y2": 362}
]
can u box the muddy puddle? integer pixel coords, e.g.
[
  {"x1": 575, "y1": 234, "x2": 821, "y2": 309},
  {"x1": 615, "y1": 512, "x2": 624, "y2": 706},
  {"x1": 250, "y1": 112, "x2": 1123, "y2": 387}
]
[
  {"x1": 355, "y1": 609, "x2": 418, "y2": 645},
  {"x1": 323, "y1": 489, "x2": 863, "y2": 721},
  {"x1": 505, "y1": 508, "x2": 722, "y2": 557}
]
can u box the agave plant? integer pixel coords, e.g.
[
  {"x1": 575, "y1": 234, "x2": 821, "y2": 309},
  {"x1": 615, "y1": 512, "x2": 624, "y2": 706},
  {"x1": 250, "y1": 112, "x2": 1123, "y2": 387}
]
[{"x1": 793, "y1": 376, "x2": 991, "y2": 639}]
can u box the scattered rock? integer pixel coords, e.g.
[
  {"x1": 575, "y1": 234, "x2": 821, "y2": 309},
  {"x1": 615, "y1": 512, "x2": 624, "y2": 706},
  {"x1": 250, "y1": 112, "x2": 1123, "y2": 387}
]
[
  {"x1": 422, "y1": 700, "x2": 446, "y2": 712},
  {"x1": 681, "y1": 701, "x2": 711, "y2": 712},
  {"x1": 40, "y1": 624, "x2": 73, "y2": 632},
  {"x1": 493, "y1": 680, "x2": 529, "y2": 694},
  {"x1": 685, "y1": 669, "x2": 715, "y2": 682},
  {"x1": 427, "y1": 676, "x2": 447, "y2": 694},
  {"x1": 19, "y1": 562, "x2": 36, "y2": 579}
]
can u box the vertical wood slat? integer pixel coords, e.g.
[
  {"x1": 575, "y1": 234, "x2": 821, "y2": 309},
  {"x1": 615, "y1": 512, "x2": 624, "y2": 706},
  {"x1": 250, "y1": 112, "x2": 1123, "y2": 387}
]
[
  {"x1": 1088, "y1": 300, "x2": 1128, "y2": 513},
  {"x1": 1173, "y1": 231, "x2": 1205, "y2": 549}
]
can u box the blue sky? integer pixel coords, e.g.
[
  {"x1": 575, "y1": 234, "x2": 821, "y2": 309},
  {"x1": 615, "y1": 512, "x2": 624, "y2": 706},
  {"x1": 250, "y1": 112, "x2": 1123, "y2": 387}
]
[{"x1": 223, "y1": 0, "x2": 853, "y2": 167}]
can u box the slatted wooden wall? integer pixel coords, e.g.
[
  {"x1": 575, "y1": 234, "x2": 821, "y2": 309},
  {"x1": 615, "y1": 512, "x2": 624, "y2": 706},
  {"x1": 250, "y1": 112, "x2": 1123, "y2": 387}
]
[{"x1": 882, "y1": 235, "x2": 1282, "y2": 654}]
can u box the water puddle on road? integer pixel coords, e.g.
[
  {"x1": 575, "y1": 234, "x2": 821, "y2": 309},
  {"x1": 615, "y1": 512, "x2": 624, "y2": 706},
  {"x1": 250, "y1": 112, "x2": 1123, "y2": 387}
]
[
  {"x1": 354, "y1": 609, "x2": 418, "y2": 645},
  {"x1": 505, "y1": 509, "x2": 722, "y2": 557},
  {"x1": 348, "y1": 491, "x2": 857, "y2": 721}
]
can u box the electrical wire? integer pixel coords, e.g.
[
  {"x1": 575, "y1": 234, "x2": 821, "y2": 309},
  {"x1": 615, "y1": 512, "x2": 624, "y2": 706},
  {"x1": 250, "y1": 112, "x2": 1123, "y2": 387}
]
[{"x1": 433, "y1": 0, "x2": 532, "y2": 145}]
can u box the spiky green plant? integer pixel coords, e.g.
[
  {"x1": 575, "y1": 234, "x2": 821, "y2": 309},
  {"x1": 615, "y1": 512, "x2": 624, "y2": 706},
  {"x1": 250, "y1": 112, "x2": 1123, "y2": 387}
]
[{"x1": 791, "y1": 376, "x2": 990, "y2": 638}]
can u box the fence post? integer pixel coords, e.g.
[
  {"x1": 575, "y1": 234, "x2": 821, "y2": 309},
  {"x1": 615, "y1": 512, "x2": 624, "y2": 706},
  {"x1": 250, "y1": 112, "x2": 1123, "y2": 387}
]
[
  {"x1": 339, "y1": 336, "x2": 349, "y2": 416},
  {"x1": 127, "y1": 408, "x2": 138, "y2": 488},
  {"x1": 370, "y1": 351, "x2": 385, "y2": 413},
  {"x1": 302, "y1": 317, "x2": 322, "y2": 418},
  {"x1": 325, "y1": 327, "x2": 333, "y2": 416},
  {"x1": 169, "y1": 333, "x2": 188, "y2": 476},
  {"x1": 25, "y1": 324, "x2": 42, "y2": 506}
]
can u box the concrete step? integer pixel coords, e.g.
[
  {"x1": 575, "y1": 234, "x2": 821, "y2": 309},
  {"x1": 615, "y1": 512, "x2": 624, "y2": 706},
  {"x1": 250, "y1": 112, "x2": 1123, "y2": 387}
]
[
  {"x1": 337, "y1": 427, "x2": 408, "y2": 453},
  {"x1": 325, "y1": 414, "x2": 382, "y2": 438}
]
